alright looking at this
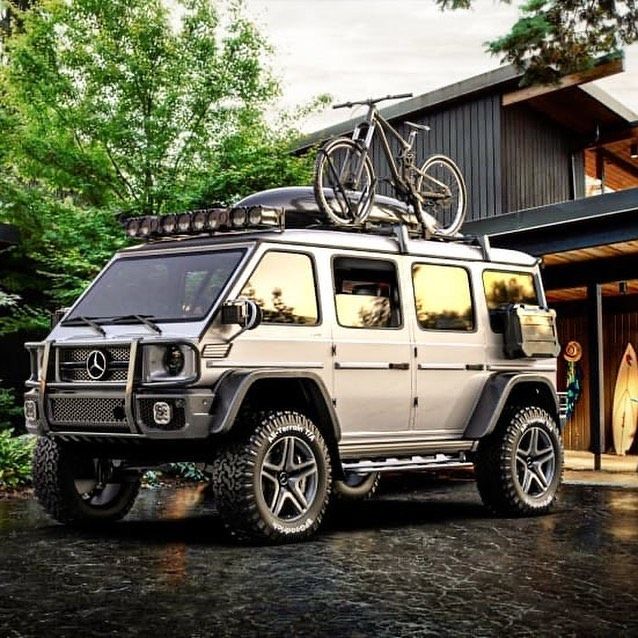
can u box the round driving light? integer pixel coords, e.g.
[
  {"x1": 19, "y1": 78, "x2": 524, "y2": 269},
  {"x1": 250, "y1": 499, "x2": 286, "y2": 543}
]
[
  {"x1": 163, "y1": 345, "x2": 185, "y2": 376},
  {"x1": 161, "y1": 214, "x2": 177, "y2": 234},
  {"x1": 125, "y1": 218, "x2": 141, "y2": 237},
  {"x1": 139, "y1": 216, "x2": 159, "y2": 237},
  {"x1": 248, "y1": 206, "x2": 262, "y2": 226},
  {"x1": 192, "y1": 210, "x2": 207, "y2": 232},
  {"x1": 230, "y1": 207, "x2": 247, "y2": 228},
  {"x1": 206, "y1": 209, "x2": 221, "y2": 231},
  {"x1": 177, "y1": 213, "x2": 192, "y2": 233}
]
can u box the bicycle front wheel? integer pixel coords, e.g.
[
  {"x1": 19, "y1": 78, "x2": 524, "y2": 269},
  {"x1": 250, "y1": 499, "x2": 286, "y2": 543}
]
[
  {"x1": 314, "y1": 138, "x2": 376, "y2": 225},
  {"x1": 416, "y1": 155, "x2": 467, "y2": 236}
]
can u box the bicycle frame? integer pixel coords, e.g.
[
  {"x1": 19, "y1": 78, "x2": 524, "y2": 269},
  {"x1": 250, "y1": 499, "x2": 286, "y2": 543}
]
[
  {"x1": 351, "y1": 109, "x2": 452, "y2": 203},
  {"x1": 351, "y1": 107, "x2": 414, "y2": 199}
]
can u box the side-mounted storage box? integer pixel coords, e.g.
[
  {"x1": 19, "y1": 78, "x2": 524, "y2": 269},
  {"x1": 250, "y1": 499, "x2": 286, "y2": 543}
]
[{"x1": 503, "y1": 304, "x2": 561, "y2": 359}]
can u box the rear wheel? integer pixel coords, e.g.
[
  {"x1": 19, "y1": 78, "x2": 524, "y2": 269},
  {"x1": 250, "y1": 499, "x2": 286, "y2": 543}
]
[
  {"x1": 416, "y1": 154, "x2": 466, "y2": 236},
  {"x1": 33, "y1": 437, "x2": 141, "y2": 526},
  {"x1": 211, "y1": 410, "x2": 332, "y2": 543},
  {"x1": 334, "y1": 471, "x2": 381, "y2": 501},
  {"x1": 314, "y1": 138, "x2": 375, "y2": 225},
  {"x1": 474, "y1": 405, "x2": 563, "y2": 516}
]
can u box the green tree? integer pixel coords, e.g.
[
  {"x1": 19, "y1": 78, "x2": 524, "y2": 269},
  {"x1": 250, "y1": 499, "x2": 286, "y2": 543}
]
[
  {"x1": 438, "y1": 0, "x2": 638, "y2": 84},
  {"x1": 0, "y1": 0, "x2": 314, "y2": 320}
]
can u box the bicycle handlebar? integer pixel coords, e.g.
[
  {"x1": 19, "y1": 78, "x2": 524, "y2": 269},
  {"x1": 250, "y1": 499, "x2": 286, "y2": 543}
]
[{"x1": 332, "y1": 93, "x2": 414, "y2": 110}]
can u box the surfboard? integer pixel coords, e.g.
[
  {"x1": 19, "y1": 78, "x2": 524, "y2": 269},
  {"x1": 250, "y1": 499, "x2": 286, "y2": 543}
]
[{"x1": 612, "y1": 343, "x2": 638, "y2": 456}]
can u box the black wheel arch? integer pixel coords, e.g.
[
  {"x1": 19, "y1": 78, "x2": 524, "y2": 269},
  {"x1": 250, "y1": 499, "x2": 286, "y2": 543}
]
[
  {"x1": 464, "y1": 373, "x2": 561, "y2": 440},
  {"x1": 210, "y1": 369, "x2": 343, "y2": 474}
]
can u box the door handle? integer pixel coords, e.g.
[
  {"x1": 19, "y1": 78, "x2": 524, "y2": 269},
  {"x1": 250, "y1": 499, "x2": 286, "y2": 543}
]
[{"x1": 389, "y1": 362, "x2": 410, "y2": 370}]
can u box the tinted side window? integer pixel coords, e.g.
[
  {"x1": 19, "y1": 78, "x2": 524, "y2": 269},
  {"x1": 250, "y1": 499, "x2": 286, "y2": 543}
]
[
  {"x1": 240, "y1": 252, "x2": 319, "y2": 325},
  {"x1": 483, "y1": 270, "x2": 539, "y2": 332},
  {"x1": 333, "y1": 257, "x2": 401, "y2": 329},
  {"x1": 412, "y1": 264, "x2": 474, "y2": 331}
]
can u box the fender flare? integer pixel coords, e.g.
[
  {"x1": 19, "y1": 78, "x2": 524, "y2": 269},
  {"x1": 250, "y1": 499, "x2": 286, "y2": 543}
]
[
  {"x1": 464, "y1": 373, "x2": 560, "y2": 440},
  {"x1": 209, "y1": 369, "x2": 341, "y2": 441}
]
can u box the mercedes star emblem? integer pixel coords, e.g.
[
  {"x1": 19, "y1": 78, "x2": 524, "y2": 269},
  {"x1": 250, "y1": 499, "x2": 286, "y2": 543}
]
[{"x1": 86, "y1": 350, "x2": 108, "y2": 380}]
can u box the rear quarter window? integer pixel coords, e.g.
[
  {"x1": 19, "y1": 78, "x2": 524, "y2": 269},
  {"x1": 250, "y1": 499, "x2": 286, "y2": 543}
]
[{"x1": 482, "y1": 270, "x2": 539, "y2": 333}]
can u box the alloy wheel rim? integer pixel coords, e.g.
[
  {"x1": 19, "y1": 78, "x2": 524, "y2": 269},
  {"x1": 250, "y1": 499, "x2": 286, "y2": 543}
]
[
  {"x1": 515, "y1": 426, "x2": 557, "y2": 497},
  {"x1": 259, "y1": 435, "x2": 319, "y2": 522}
]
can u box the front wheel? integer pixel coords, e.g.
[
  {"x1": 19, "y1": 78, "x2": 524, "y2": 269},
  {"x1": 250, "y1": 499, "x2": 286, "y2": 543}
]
[
  {"x1": 314, "y1": 138, "x2": 376, "y2": 225},
  {"x1": 416, "y1": 154, "x2": 467, "y2": 236},
  {"x1": 33, "y1": 437, "x2": 141, "y2": 526},
  {"x1": 474, "y1": 405, "x2": 563, "y2": 516},
  {"x1": 211, "y1": 410, "x2": 332, "y2": 543}
]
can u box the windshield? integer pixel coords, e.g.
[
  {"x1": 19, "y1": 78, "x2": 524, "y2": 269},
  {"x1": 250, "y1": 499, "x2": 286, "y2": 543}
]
[{"x1": 65, "y1": 249, "x2": 246, "y2": 323}]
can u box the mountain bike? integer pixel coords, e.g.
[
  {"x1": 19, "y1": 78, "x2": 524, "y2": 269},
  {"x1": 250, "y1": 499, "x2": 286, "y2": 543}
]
[{"x1": 313, "y1": 94, "x2": 467, "y2": 236}]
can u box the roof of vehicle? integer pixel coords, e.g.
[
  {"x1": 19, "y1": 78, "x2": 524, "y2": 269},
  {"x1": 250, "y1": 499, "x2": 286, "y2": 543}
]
[{"x1": 120, "y1": 187, "x2": 538, "y2": 267}]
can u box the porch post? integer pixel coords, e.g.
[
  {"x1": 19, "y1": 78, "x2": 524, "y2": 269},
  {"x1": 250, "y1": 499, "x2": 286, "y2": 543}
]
[{"x1": 587, "y1": 283, "x2": 605, "y2": 470}]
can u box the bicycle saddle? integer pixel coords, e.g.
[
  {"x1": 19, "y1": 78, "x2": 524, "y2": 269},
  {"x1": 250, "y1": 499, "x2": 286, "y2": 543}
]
[{"x1": 405, "y1": 121, "x2": 430, "y2": 132}]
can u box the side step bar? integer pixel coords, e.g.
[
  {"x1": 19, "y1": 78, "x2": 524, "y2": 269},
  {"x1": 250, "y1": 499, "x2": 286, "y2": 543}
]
[{"x1": 342, "y1": 452, "x2": 473, "y2": 474}]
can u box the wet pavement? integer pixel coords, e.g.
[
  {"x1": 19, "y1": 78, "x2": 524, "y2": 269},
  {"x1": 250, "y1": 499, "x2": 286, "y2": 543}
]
[{"x1": 1, "y1": 477, "x2": 637, "y2": 637}]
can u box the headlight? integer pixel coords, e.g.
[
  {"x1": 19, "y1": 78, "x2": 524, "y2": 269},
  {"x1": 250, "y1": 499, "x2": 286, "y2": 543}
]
[
  {"x1": 142, "y1": 343, "x2": 198, "y2": 383},
  {"x1": 163, "y1": 345, "x2": 185, "y2": 376}
]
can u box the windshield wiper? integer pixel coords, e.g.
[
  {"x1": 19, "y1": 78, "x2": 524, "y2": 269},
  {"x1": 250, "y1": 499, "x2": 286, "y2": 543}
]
[
  {"x1": 61, "y1": 315, "x2": 106, "y2": 336},
  {"x1": 110, "y1": 314, "x2": 162, "y2": 334}
]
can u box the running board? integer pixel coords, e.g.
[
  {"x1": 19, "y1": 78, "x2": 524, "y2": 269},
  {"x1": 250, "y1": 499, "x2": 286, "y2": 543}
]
[{"x1": 342, "y1": 452, "x2": 473, "y2": 474}]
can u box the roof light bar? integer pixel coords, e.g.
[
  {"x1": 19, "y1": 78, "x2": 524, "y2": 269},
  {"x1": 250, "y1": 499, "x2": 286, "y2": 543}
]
[{"x1": 121, "y1": 206, "x2": 284, "y2": 240}]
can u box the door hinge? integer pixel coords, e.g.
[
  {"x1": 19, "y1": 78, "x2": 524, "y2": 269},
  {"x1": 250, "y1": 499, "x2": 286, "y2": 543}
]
[
  {"x1": 414, "y1": 346, "x2": 418, "y2": 358},
  {"x1": 332, "y1": 398, "x2": 337, "y2": 407},
  {"x1": 413, "y1": 396, "x2": 419, "y2": 407},
  {"x1": 331, "y1": 344, "x2": 337, "y2": 356}
]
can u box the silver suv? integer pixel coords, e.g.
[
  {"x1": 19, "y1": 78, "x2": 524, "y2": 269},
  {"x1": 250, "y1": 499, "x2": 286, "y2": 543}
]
[{"x1": 24, "y1": 187, "x2": 563, "y2": 543}]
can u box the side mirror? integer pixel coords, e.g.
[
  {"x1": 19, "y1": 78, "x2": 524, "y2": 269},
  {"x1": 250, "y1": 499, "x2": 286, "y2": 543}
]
[
  {"x1": 51, "y1": 307, "x2": 70, "y2": 328},
  {"x1": 221, "y1": 299, "x2": 262, "y2": 331}
]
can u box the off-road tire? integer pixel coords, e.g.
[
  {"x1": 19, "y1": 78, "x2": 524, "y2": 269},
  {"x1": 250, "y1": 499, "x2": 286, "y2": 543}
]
[
  {"x1": 210, "y1": 410, "x2": 332, "y2": 543},
  {"x1": 334, "y1": 471, "x2": 381, "y2": 501},
  {"x1": 474, "y1": 405, "x2": 563, "y2": 516},
  {"x1": 33, "y1": 437, "x2": 141, "y2": 526}
]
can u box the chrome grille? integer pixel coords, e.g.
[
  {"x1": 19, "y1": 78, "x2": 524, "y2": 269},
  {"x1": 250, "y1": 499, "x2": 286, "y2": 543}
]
[
  {"x1": 58, "y1": 346, "x2": 130, "y2": 383},
  {"x1": 48, "y1": 396, "x2": 128, "y2": 430}
]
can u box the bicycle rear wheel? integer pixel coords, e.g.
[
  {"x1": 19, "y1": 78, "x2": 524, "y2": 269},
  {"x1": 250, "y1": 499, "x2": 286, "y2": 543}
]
[
  {"x1": 416, "y1": 155, "x2": 467, "y2": 236},
  {"x1": 314, "y1": 138, "x2": 375, "y2": 225}
]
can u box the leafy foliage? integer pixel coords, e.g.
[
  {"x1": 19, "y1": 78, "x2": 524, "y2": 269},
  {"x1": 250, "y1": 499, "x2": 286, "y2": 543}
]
[
  {"x1": 0, "y1": 0, "x2": 314, "y2": 331},
  {"x1": 0, "y1": 385, "x2": 22, "y2": 431},
  {"x1": 437, "y1": 0, "x2": 637, "y2": 83},
  {"x1": 0, "y1": 429, "x2": 35, "y2": 488},
  {"x1": 2, "y1": 0, "x2": 292, "y2": 215}
]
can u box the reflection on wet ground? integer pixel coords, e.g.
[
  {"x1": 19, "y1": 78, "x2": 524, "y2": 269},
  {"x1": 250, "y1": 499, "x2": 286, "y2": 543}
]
[{"x1": 1, "y1": 477, "x2": 637, "y2": 637}]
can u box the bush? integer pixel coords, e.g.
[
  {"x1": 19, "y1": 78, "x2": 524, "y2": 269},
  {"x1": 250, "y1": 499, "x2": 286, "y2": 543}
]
[
  {"x1": 0, "y1": 429, "x2": 35, "y2": 489},
  {"x1": 0, "y1": 385, "x2": 22, "y2": 432}
]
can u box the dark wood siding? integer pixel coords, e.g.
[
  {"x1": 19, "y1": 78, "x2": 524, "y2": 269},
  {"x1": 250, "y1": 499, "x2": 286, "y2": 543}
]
[
  {"x1": 556, "y1": 295, "x2": 638, "y2": 453},
  {"x1": 370, "y1": 94, "x2": 502, "y2": 221},
  {"x1": 502, "y1": 104, "x2": 576, "y2": 212}
]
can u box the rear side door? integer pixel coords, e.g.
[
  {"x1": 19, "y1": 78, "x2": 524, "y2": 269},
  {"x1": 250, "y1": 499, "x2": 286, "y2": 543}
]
[
  {"x1": 331, "y1": 255, "x2": 413, "y2": 444},
  {"x1": 409, "y1": 260, "x2": 487, "y2": 437}
]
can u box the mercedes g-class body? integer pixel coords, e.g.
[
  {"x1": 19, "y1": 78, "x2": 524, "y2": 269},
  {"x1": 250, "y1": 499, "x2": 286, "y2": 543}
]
[{"x1": 25, "y1": 187, "x2": 564, "y2": 543}]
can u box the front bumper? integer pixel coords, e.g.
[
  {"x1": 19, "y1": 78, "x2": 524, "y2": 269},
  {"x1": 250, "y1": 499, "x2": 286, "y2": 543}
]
[
  {"x1": 24, "y1": 388, "x2": 215, "y2": 440},
  {"x1": 24, "y1": 339, "x2": 215, "y2": 440}
]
